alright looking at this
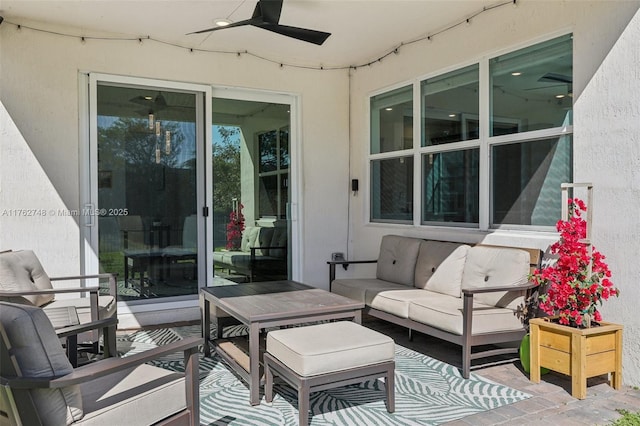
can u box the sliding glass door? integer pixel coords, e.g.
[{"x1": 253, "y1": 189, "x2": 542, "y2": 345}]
[
  {"x1": 212, "y1": 96, "x2": 292, "y2": 284},
  {"x1": 92, "y1": 78, "x2": 206, "y2": 301},
  {"x1": 86, "y1": 76, "x2": 297, "y2": 305}
]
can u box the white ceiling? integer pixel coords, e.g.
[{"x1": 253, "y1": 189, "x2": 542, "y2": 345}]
[{"x1": 0, "y1": 0, "x2": 499, "y2": 68}]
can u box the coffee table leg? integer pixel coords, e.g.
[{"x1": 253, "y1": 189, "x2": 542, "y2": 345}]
[
  {"x1": 353, "y1": 310, "x2": 362, "y2": 324},
  {"x1": 249, "y1": 322, "x2": 261, "y2": 405}
]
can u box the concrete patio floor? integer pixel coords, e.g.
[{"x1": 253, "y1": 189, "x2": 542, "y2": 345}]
[{"x1": 365, "y1": 316, "x2": 640, "y2": 426}]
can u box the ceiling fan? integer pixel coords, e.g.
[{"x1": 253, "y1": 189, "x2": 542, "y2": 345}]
[
  {"x1": 130, "y1": 92, "x2": 168, "y2": 114},
  {"x1": 188, "y1": 0, "x2": 331, "y2": 45}
]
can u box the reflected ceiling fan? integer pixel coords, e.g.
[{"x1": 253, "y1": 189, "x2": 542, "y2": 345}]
[
  {"x1": 130, "y1": 92, "x2": 168, "y2": 115},
  {"x1": 188, "y1": 0, "x2": 331, "y2": 45}
]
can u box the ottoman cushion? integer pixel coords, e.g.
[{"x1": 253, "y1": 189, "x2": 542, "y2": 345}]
[{"x1": 266, "y1": 321, "x2": 395, "y2": 377}]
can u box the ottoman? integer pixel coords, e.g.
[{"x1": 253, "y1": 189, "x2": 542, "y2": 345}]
[{"x1": 264, "y1": 321, "x2": 395, "y2": 426}]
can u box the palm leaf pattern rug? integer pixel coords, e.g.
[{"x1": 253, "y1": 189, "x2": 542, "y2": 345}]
[{"x1": 118, "y1": 325, "x2": 530, "y2": 425}]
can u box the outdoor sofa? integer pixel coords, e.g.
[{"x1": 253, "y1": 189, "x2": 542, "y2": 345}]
[
  {"x1": 329, "y1": 235, "x2": 541, "y2": 378},
  {"x1": 214, "y1": 225, "x2": 287, "y2": 281}
]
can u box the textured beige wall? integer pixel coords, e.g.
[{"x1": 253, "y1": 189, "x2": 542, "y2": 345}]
[{"x1": 347, "y1": 1, "x2": 640, "y2": 387}]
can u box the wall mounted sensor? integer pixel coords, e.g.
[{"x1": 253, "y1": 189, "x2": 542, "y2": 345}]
[{"x1": 351, "y1": 179, "x2": 359, "y2": 193}]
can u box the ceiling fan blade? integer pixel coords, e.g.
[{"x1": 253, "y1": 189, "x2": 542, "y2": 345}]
[
  {"x1": 538, "y1": 73, "x2": 573, "y2": 84},
  {"x1": 186, "y1": 19, "x2": 255, "y2": 35},
  {"x1": 130, "y1": 96, "x2": 152, "y2": 107},
  {"x1": 254, "y1": 0, "x2": 283, "y2": 24},
  {"x1": 257, "y1": 23, "x2": 331, "y2": 45}
]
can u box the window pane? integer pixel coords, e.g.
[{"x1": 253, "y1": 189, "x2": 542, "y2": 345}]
[
  {"x1": 97, "y1": 85, "x2": 198, "y2": 300},
  {"x1": 259, "y1": 175, "x2": 278, "y2": 217},
  {"x1": 371, "y1": 157, "x2": 413, "y2": 222},
  {"x1": 259, "y1": 130, "x2": 278, "y2": 172},
  {"x1": 280, "y1": 127, "x2": 289, "y2": 169},
  {"x1": 421, "y1": 64, "x2": 479, "y2": 146},
  {"x1": 492, "y1": 135, "x2": 573, "y2": 226},
  {"x1": 490, "y1": 34, "x2": 573, "y2": 135},
  {"x1": 370, "y1": 85, "x2": 413, "y2": 154},
  {"x1": 422, "y1": 149, "x2": 479, "y2": 224}
]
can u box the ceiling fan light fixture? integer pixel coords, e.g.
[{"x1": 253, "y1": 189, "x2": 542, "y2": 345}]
[{"x1": 214, "y1": 18, "x2": 232, "y2": 27}]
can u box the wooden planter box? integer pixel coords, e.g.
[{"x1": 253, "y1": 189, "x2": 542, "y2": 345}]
[{"x1": 529, "y1": 317, "x2": 623, "y2": 399}]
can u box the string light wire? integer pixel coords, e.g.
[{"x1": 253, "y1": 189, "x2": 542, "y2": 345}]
[{"x1": 0, "y1": 0, "x2": 516, "y2": 71}]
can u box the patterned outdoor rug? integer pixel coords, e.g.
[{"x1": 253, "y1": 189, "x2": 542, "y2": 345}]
[{"x1": 118, "y1": 325, "x2": 530, "y2": 425}]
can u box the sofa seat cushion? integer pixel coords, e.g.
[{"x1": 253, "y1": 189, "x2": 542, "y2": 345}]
[
  {"x1": 78, "y1": 364, "x2": 186, "y2": 426},
  {"x1": 376, "y1": 235, "x2": 422, "y2": 286},
  {"x1": 461, "y1": 246, "x2": 530, "y2": 310},
  {"x1": 408, "y1": 293, "x2": 523, "y2": 336},
  {"x1": 368, "y1": 289, "x2": 432, "y2": 319},
  {"x1": 331, "y1": 278, "x2": 406, "y2": 304},
  {"x1": 414, "y1": 241, "x2": 470, "y2": 297},
  {"x1": 0, "y1": 250, "x2": 55, "y2": 306},
  {"x1": 266, "y1": 321, "x2": 395, "y2": 377}
]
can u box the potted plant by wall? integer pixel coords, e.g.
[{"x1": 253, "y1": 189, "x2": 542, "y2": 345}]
[{"x1": 528, "y1": 195, "x2": 622, "y2": 399}]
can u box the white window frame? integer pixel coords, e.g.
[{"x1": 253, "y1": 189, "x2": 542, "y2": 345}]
[{"x1": 367, "y1": 33, "x2": 573, "y2": 232}]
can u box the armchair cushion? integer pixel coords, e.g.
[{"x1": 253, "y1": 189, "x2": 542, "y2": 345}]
[
  {"x1": 0, "y1": 250, "x2": 54, "y2": 307},
  {"x1": 78, "y1": 364, "x2": 186, "y2": 426},
  {"x1": 0, "y1": 302, "x2": 83, "y2": 425}
]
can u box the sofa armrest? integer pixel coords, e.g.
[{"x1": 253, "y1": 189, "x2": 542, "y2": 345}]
[
  {"x1": 249, "y1": 246, "x2": 286, "y2": 258},
  {"x1": 327, "y1": 259, "x2": 378, "y2": 290},
  {"x1": 462, "y1": 281, "x2": 538, "y2": 295}
]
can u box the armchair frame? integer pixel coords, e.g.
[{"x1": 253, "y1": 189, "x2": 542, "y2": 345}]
[
  {"x1": 0, "y1": 272, "x2": 118, "y2": 357},
  {"x1": 0, "y1": 328, "x2": 200, "y2": 426}
]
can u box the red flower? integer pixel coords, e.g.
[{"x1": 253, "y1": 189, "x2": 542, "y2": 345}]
[
  {"x1": 226, "y1": 203, "x2": 245, "y2": 250},
  {"x1": 533, "y1": 198, "x2": 619, "y2": 328}
]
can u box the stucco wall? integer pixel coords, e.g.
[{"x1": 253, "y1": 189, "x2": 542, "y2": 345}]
[
  {"x1": 346, "y1": 1, "x2": 640, "y2": 387},
  {"x1": 0, "y1": 20, "x2": 350, "y2": 291}
]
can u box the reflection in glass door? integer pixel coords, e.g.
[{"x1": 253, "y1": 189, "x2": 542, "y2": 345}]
[
  {"x1": 212, "y1": 98, "x2": 291, "y2": 284},
  {"x1": 96, "y1": 84, "x2": 199, "y2": 301}
]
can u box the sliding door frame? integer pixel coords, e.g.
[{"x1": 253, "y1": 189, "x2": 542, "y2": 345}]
[
  {"x1": 82, "y1": 73, "x2": 211, "y2": 312},
  {"x1": 211, "y1": 86, "x2": 301, "y2": 283}
]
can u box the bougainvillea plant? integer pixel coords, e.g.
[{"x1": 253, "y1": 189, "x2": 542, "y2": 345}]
[
  {"x1": 225, "y1": 203, "x2": 245, "y2": 250},
  {"x1": 532, "y1": 198, "x2": 619, "y2": 328}
]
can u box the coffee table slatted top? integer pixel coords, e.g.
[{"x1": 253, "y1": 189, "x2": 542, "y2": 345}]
[{"x1": 202, "y1": 280, "x2": 364, "y2": 323}]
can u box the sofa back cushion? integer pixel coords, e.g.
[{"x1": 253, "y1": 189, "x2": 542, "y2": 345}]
[
  {"x1": 415, "y1": 241, "x2": 470, "y2": 297},
  {"x1": 269, "y1": 227, "x2": 288, "y2": 259},
  {"x1": 0, "y1": 250, "x2": 54, "y2": 307},
  {"x1": 461, "y1": 245, "x2": 530, "y2": 309},
  {"x1": 253, "y1": 227, "x2": 275, "y2": 257},
  {"x1": 0, "y1": 302, "x2": 83, "y2": 425},
  {"x1": 376, "y1": 235, "x2": 422, "y2": 286},
  {"x1": 240, "y1": 227, "x2": 260, "y2": 252}
]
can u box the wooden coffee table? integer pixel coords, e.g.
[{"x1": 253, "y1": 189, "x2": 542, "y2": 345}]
[{"x1": 200, "y1": 280, "x2": 364, "y2": 405}]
